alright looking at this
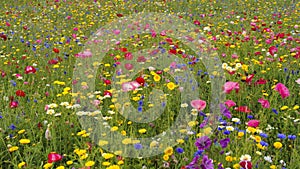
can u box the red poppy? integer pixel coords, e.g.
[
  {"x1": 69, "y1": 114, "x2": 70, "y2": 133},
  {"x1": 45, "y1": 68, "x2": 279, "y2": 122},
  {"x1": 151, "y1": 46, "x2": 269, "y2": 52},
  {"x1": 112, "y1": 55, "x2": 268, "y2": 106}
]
[
  {"x1": 116, "y1": 13, "x2": 123, "y2": 17},
  {"x1": 16, "y1": 90, "x2": 26, "y2": 97},
  {"x1": 103, "y1": 79, "x2": 111, "y2": 85},
  {"x1": 0, "y1": 34, "x2": 7, "y2": 41},
  {"x1": 120, "y1": 47, "x2": 127, "y2": 52},
  {"x1": 135, "y1": 77, "x2": 145, "y2": 86},
  {"x1": 268, "y1": 46, "x2": 278, "y2": 56},
  {"x1": 239, "y1": 160, "x2": 252, "y2": 169},
  {"x1": 48, "y1": 152, "x2": 63, "y2": 163},
  {"x1": 103, "y1": 91, "x2": 112, "y2": 97},
  {"x1": 254, "y1": 78, "x2": 267, "y2": 85},
  {"x1": 277, "y1": 20, "x2": 283, "y2": 25},
  {"x1": 244, "y1": 74, "x2": 254, "y2": 85},
  {"x1": 48, "y1": 59, "x2": 58, "y2": 65},
  {"x1": 53, "y1": 48, "x2": 59, "y2": 53},
  {"x1": 193, "y1": 20, "x2": 200, "y2": 25},
  {"x1": 234, "y1": 106, "x2": 251, "y2": 113},
  {"x1": 169, "y1": 49, "x2": 177, "y2": 55},
  {"x1": 25, "y1": 66, "x2": 36, "y2": 74}
]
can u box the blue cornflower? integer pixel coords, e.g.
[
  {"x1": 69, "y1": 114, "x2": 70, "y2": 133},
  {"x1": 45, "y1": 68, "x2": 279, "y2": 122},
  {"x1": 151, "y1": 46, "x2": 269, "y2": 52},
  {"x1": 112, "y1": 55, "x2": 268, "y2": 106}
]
[
  {"x1": 278, "y1": 133, "x2": 286, "y2": 139},
  {"x1": 260, "y1": 133, "x2": 268, "y2": 138},
  {"x1": 175, "y1": 147, "x2": 184, "y2": 154},
  {"x1": 288, "y1": 135, "x2": 296, "y2": 140}
]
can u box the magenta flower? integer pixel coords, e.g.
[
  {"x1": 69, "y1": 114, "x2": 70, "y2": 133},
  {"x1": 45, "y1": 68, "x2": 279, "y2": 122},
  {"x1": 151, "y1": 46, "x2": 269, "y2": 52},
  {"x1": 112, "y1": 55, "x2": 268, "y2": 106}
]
[
  {"x1": 224, "y1": 100, "x2": 236, "y2": 108},
  {"x1": 274, "y1": 83, "x2": 290, "y2": 99},
  {"x1": 223, "y1": 81, "x2": 239, "y2": 94},
  {"x1": 258, "y1": 98, "x2": 270, "y2": 108},
  {"x1": 247, "y1": 120, "x2": 260, "y2": 128}
]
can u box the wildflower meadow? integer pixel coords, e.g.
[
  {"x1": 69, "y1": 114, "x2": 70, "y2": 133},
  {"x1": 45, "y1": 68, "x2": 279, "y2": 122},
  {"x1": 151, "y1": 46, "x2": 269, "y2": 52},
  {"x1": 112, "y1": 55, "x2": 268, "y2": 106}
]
[{"x1": 0, "y1": 0, "x2": 299, "y2": 169}]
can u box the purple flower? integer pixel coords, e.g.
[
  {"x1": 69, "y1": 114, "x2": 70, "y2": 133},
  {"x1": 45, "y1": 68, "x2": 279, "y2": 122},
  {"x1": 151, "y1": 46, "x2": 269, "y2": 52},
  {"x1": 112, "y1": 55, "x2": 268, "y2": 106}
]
[
  {"x1": 186, "y1": 155, "x2": 200, "y2": 169},
  {"x1": 220, "y1": 104, "x2": 231, "y2": 119},
  {"x1": 200, "y1": 155, "x2": 214, "y2": 169},
  {"x1": 134, "y1": 143, "x2": 143, "y2": 150},
  {"x1": 195, "y1": 136, "x2": 211, "y2": 150},
  {"x1": 219, "y1": 138, "x2": 230, "y2": 148}
]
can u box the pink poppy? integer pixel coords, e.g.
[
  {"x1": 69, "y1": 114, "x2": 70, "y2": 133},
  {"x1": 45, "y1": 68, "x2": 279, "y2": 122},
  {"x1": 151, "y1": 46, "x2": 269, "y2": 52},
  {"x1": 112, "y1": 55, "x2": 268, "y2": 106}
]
[
  {"x1": 122, "y1": 81, "x2": 141, "y2": 92},
  {"x1": 223, "y1": 82, "x2": 239, "y2": 94},
  {"x1": 225, "y1": 100, "x2": 236, "y2": 108},
  {"x1": 274, "y1": 83, "x2": 290, "y2": 99},
  {"x1": 190, "y1": 100, "x2": 206, "y2": 111},
  {"x1": 296, "y1": 78, "x2": 300, "y2": 85},
  {"x1": 48, "y1": 152, "x2": 63, "y2": 163},
  {"x1": 247, "y1": 120, "x2": 260, "y2": 128},
  {"x1": 258, "y1": 98, "x2": 270, "y2": 108}
]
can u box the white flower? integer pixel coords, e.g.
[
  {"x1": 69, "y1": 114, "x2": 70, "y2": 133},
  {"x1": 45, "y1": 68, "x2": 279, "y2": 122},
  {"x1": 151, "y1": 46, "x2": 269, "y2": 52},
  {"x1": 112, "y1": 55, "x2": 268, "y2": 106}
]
[
  {"x1": 108, "y1": 110, "x2": 115, "y2": 115},
  {"x1": 72, "y1": 104, "x2": 81, "y2": 108},
  {"x1": 48, "y1": 103, "x2": 58, "y2": 108},
  {"x1": 232, "y1": 118, "x2": 240, "y2": 123},
  {"x1": 45, "y1": 128, "x2": 51, "y2": 140},
  {"x1": 226, "y1": 126, "x2": 234, "y2": 131},
  {"x1": 60, "y1": 102, "x2": 69, "y2": 106},
  {"x1": 180, "y1": 103, "x2": 188, "y2": 108},
  {"x1": 240, "y1": 154, "x2": 251, "y2": 161},
  {"x1": 46, "y1": 109, "x2": 55, "y2": 115},
  {"x1": 222, "y1": 63, "x2": 228, "y2": 69},
  {"x1": 264, "y1": 156, "x2": 272, "y2": 163}
]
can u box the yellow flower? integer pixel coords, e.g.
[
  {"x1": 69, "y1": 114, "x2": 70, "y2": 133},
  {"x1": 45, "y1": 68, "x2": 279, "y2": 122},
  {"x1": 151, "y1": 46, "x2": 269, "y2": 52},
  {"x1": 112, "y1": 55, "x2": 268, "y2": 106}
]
[
  {"x1": 19, "y1": 139, "x2": 30, "y2": 144},
  {"x1": 138, "y1": 128, "x2": 147, "y2": 134},
  {"x1": 163, "y1": 154, "x2": 169, "y2": 161},
  {"x1": 106, "y1": 165, "x2": 120, "y2": 169},
  {"x1": 153, "y1": 75, "x2": 161, "y2": 82},
  {"x1": 280, "y1": 106, "x2": 289, "y2": 110},
  {"x1": 164, "y1": 146, "x2": 173, "y2": 156},
  {"x1": 18, "y1": 129, "x2": 25, "y2": 134},
  {"x1": 18, "y1": 162, "x2": 25, "y2": 168},
  {"x1": 274, "y1": 142, "x2": 283, "y2": 149},
  {"x1": 233, "y1": 163, "x2": 240, "y2": 169},
  {"x1": 111, "y1": 126, "x2": 119, "y2": 131},
  {"x1": 293, "y1": 105, "x2": 299, "y2": 110},
  {"x1": 99, "y1": 140, "x2": 109, "y2": 146},
  {"x1": 176, "y1": 139, "x2": 184, "y2": 144},
  {"x1": 167, "y1": 82, "x2": 176, "y2": 90},
  {"x1": 9, "y1": 146, "x2": 19, "y2": 152},
  {"x1": 225, "y1": 156, "x2": 233, "y2": 162},
  {"x1": 102, "y1": 162, "x2": 111, "y2": 166},
  {"x1": 117, "y1": 160, "x2": 124, "y2": 165},
  {"x1": 85, "y1": 161, "x2": 95, "y2": 167},
  {"x1": 255, "y1": 136, "x2": 261, "y2": 143},
  {"x1": 66, "y1": 161, "x2": 73, "y2": 165},
  {"x1": 256, "y1": 143, "x2": 265, "y2": 150},
  {"x1": 43, "y1": 163, "x2": 53, "y2": 169},
  {"x1": 270, "y1": 165, "x2": 276, "y2": 169},
  {"x1": 56, "y1": 166, "x2": 65, "y2": 169},
  {"x1": 122, "y1": 138, "x2": 132, "y2": 145},
  {"x1": 102, "y1": 153, "x2": 114, "y2": 160},
  {"x1": 238, "y1": 132, "x2": 244, "y2": 137}
]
